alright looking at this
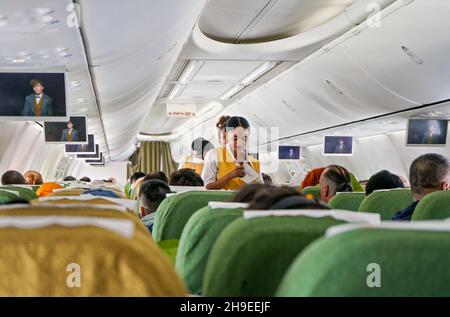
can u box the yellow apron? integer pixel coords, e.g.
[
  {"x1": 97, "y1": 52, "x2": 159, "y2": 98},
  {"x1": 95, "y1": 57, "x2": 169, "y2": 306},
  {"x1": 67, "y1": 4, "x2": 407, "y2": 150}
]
[
  {"x1": 216, "y1": 147, "x2": 260, "y2": 190},
  {"x1": 182, "y1": 155, "x2": 204, "y2": 176}
]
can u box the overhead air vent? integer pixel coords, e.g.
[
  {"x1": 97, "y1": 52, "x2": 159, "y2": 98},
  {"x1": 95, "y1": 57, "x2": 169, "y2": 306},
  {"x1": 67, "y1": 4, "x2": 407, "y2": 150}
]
[{"x1": 401, "y1": 45, "x2": 424, "y2": 65}]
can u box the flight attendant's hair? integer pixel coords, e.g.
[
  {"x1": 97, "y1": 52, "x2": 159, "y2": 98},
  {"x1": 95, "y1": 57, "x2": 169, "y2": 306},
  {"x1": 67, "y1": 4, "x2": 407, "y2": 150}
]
[
  {"x1": 216, "y1": 115, "x2": 231, "y2": 130},
  {"x1": 225, "y1": 116, "x2": 250, "y2": 130},
  {"x1": 191, "y1": 137, "x2": 214, "y2": 159}
]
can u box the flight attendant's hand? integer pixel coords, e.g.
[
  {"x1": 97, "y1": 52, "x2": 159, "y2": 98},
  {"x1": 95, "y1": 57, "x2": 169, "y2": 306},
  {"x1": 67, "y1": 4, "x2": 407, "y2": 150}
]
[{"x1": 229, "y1": 165, "x2": 246, "y2": 178}]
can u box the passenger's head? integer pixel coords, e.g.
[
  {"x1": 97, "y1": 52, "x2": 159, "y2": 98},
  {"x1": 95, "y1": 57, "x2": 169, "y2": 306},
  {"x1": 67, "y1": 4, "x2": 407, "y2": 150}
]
[
  {"x1": 191, "y1": 137, "x2": 214, "y2": 160},
  {"x1": 30, "y1": 79, "x2": 44, "y2": 95},
  {"x1": 301, "y1": 167, "x2": 326, "y2": 189},
  {"x1": 232, "y1": 184, "x2": 274, "y2": 203},
  {"x1": 216, "y1": 115, "x2": 231, "y2": 145},
  {"x1": 1, "y1": 170, "x2": 26, "y2": 185},
  {"x1": 262, "y1": 173, "x2": 273, "y2": 185},
  {"x1": 23, "y1": 170, "x2": 43, "y2": 185},
  {"x1": 63, "y1": 176, "x2": 76, "y2": 182},
  {"x1": 409, "y1": 153, "x2": 449, "y2": 201},
  {"x1": 169, "y1": 168, "x2": 204, "y2": 186},
  {"x1": 144, "y1": 171, "x2": 169, "y2": 184},
  {"x1": 138, "y1": 180, "x2": 171, "y2": 217},
  {"x1": 130, "y1": 172, "x2": 146, "y2": 185},
  {"x1": 247, "y1": 186, "x2": 329, "y2": 210},
  {"x1": 365, "y1": 170, "x2": 404, "y2": 196},
  {"x1": 225, "y1": 116, "x2": 250, "y2": 161},
  {"x1": 79, "y1": 176, "x2": 91, "y2": 183},
  {"x1": 319, "y1": 165, "x2": 353, "y2": 203}
]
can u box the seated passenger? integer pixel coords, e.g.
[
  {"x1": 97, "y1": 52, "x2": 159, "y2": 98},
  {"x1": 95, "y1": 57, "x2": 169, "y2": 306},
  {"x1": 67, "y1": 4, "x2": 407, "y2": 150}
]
[
  {"x1": 247, "y1": 186, "x2": 329, "y2": 210},
  {"x1": 63, "y1": 176, "x2": 76, "y2": 181},
  {"x1": 1, "y1": 170, "x2": 26, "y2": 185},
  {"x1": 129, "y1": 172, "x2": 146, "y2": 199},
  {"x1": 130, "y1": 172, "x2": 146, "y2": 185},
  {"x1": 36, "y1": 182, "x2": 64, "y2": 197},
  {"x1": 79, "y1": 176, "x2": 91, "y2": 183},
  {"x1": 232, "y1": 183, "x2": 274, "y2": 203},
  {"x1": 139, "y1": 180, "x2": 171, "y2": 233},
  {"x1": 23, "y1": 170, "x2": 43, "y2": 185},
  {"x1": 143, "y1": 171, "x2": 169, "y2": 184},
  {"x1": 82, "y1": 189, "x2": 120, "y2": 198},
  {"x1": 365, "y1": 170, "x2": 404, "y2": 195},
  {"x1": 169, "y1": 168, "x2": 204, "y2": 187},
  {"x1": 202, "y1": 116, "x2": 263, "y2": 190},
  {"x1": 319, "y1": 165, "x2": 353, "y2": 203},
  {"x1": 301, "y1": 167, "x2": 326, "y2": 189},
  {"x1": 178, "y1": 137, "x2": 214, "y2": 176},
  {"x1": 392, "y1": 153, "x2": 449, "y2": 221}
]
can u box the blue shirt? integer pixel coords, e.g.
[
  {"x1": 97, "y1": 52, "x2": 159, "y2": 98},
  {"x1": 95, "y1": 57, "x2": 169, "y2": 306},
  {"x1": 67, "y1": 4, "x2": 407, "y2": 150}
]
[
  {"x1": 392, "y1": 201, "x2": 420, "y2": 221},
  {"x1": 141, "y1": 212, "x2": 156, "y2": 234}
]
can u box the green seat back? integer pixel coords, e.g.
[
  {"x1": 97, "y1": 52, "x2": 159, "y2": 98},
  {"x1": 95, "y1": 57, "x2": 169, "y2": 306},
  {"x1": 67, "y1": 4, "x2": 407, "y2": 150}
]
[
  {"x1": 329, "y1": 192, "x2": 366, "y2": 211},
  {"x1": 152, "y1": 191, "x2": 233, "y2": 241},
  {"x1": 358, "y1": 188, "x2": 413, "y2": 220},
  {"x1": 277, "y1": 227, "x2": 450, "y2": 296},
  {"x1": 0, "y1": 190, "x2": 23, "y2": 205},
  {"x1": 176, "y1": 206, "x2": 243, "y2": 294},
  {"x1": 0, "y1": 186, "x2": 38, "y2": 202},
  {"x1": 412, "y1": 191, "x2": 450, "y2": 220},
  {"x1": 202, "y1": 215, "x2": 346, "y2": 297},
  {"x1": 302, "y1": 186, "x2": 321, "y2": 199}
]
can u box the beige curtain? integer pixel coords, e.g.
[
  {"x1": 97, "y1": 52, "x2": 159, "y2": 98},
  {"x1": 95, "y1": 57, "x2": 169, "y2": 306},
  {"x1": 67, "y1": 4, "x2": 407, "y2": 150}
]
[{"x1": 128, "y1": 141, "x2": 177, "y2": 177}]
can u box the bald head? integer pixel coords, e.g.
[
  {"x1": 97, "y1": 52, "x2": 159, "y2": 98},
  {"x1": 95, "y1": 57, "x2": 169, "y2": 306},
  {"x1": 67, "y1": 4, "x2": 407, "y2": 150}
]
[{"x1": 1, "y1": 170, "x2": 26, "y2": 185}]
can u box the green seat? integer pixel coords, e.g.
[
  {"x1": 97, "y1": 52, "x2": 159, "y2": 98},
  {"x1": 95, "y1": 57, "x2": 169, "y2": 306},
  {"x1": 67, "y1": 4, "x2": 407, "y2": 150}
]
[
  {"x1": 350, "y1": 173, "x2": 364, "y2": 192},
  {"x1": 202, "y1": 215, "x2": 349, "y2": 297},
  {"x1": 412, "y1": 191, "x2": 450, "y2": 220},
  {"x1": 329, "y1": 192, "x2": 366, "y2": 211},
  {"x1": 301, "y1": 186, "x2": 321, "y2": 199},
  {"x1": 277, "y1": 226, "x2": 450, "y2": 296},
  {"x1": 0, "y1": 190, "x2": 24, "y2": 205},
  {"x1": 0, "y1": 186, "x2": 38, "y2": 202},
  {"x1": 176, "y1": 205, "x2": 244, "y2": 294},
  {"x1": 358, "y1": 188, "x2": 413, "y2": 220},
  {"x1": 152, "y1": 191, "x2": 233, "y2": 242}
]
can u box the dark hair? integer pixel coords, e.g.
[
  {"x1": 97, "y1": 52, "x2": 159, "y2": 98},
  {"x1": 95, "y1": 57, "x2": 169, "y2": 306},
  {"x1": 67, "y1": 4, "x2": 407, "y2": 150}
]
[
  {"x1": 409, "y1": 153, "x2": 449, "y2": 195},
  {"x1": 225, "y1": 116, "x2": 250, "y2": 130},
  {"x1": 169, "y1": 168, "x2": 204, "y2": 186},
  {"x1": 139, "y1": 180, "x2": 171, "y2": 214},
  {"x1": 80, "y1": 176, "x2": 91, "y2": 183},
  {"x1": 63, "y1": 176, "x2": 77, "y2": 181},
  {"x1": 247, "y1": 186, "x2": 329, "y2": 210},
  {"x1": 1, "y1": 170, "x2": 26, "y2": 185},
  {"x1": 191, "y1": 137, "x2": 214, "y2": 160},
  {"x1": 262, "y1": 173, "x2": 273, "y2": 185},
  {"x1": 144, "y1": 171, "x2": 169, "y2": 184},
  {"x1": 30, "y1": 79, "x2": 44, "y2": 87},
  {"x1": 322, "y1": 165, "x2": 353, "y2": 194},
  {"x1": 232, "y1": 184, "x2": 274, "y2": 203},
  {"x1": 365, "y1": 170, "x2": 404, "y2": 195},
  {"x1": 130, "y1": 172, "x2": 145, "y2": 184},
  {"x1": 216, "y1": 115, "x2": 231, "y2": 130}
]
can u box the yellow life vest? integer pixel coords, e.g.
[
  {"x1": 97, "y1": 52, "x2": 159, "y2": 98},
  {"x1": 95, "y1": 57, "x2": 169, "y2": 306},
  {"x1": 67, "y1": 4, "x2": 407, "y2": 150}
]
[
  {"x1": 182, "y1": 155, "x2": 204, "y2": 176},
  {"x1": 216, "y1": 147, "x2": 260, "y2": 190}
]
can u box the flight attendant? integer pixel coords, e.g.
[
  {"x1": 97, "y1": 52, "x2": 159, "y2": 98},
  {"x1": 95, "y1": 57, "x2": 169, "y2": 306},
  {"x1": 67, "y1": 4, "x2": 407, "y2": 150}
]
[
  {"x1": 202, "y1": 116, "x2": 263, "y2": 190},
  {"x1": 178, "y1": 137, "x2": 214, "y2": 176}
]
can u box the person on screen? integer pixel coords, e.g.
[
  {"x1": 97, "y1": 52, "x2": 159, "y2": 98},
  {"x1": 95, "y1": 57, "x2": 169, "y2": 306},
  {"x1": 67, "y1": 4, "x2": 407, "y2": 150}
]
[
  {"x1": 22, "y1": 79, "x2": 53, "y2": 116},
  {"x1": 334, "y1": 139, "x2": 347, "y2": 154},
  {"x1": 60, "y1": 121, "x2": 79, "y2": 142},
  {"x1": 421, "y1": 120, "x2": 442, "y2": 144},
  {"x1": 288, "y1": 148, "x2": 295, "y2": 158}
]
